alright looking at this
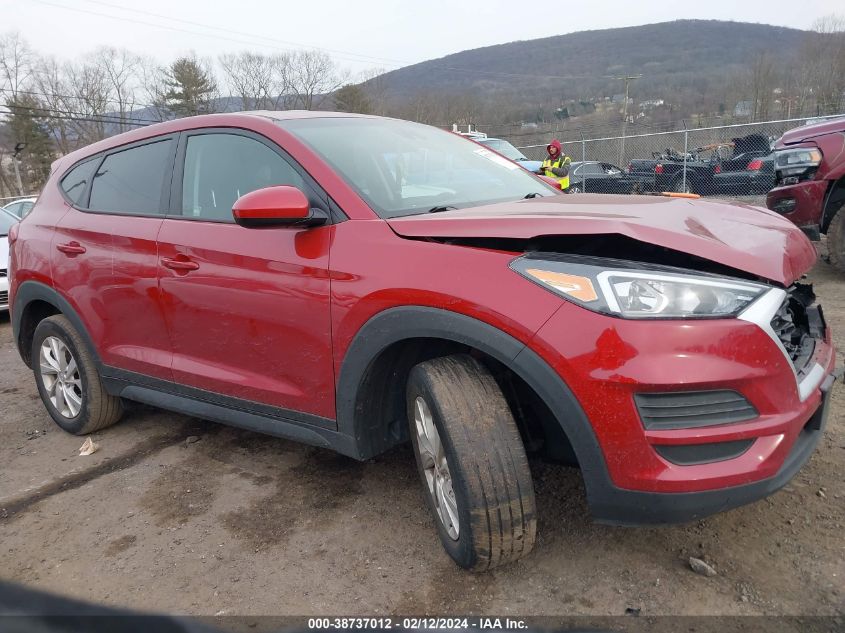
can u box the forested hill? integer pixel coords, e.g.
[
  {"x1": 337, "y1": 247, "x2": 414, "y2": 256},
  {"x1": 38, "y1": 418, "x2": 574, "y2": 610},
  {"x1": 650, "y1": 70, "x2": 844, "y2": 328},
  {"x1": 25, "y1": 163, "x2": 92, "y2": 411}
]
[{"x1": 371, "y1": 20, "x2": 806, "y2": 103}]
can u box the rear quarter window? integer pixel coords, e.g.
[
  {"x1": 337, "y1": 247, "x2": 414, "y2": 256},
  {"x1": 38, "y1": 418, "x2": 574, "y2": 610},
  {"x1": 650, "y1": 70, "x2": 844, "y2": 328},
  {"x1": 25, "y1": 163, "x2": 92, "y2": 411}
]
[{"x1": 60, "y1": 159, "x2": 99, "y2": 206}]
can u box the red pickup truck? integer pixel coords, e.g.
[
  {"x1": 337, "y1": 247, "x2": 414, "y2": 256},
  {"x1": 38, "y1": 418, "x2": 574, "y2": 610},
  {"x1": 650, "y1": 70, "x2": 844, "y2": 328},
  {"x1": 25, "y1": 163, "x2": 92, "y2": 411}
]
[{"x1": 767, "y1": 118, "x2": 845, "y2": 269}]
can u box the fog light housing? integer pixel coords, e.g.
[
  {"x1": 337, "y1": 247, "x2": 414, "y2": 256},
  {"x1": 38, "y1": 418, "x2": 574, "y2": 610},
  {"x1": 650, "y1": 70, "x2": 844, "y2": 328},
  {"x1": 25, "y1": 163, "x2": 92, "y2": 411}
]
[{"x1": 771, "y1": 197, "x2": 797, "y2": 214}]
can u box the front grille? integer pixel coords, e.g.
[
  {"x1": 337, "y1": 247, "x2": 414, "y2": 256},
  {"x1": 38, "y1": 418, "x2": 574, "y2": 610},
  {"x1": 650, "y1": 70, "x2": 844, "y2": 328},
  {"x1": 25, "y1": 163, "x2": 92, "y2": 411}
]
[
  {"x1": 770, "y1": 283, "x2": 821, "y2": 371},
  {"x1": 635, "y1": 390, "x2": 758, "y2": 430},
  {"x1": 0, "y1": 269, "x2": 6, "y2": 277},
  {"x1": 0, "y1": 290, "x2": 7, "y2": 305}
]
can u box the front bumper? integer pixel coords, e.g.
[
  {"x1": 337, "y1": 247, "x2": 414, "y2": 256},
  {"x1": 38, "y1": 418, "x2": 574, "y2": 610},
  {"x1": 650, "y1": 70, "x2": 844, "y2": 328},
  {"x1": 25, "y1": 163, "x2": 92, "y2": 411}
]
[
  {"x1": 590, "y1": 374, "x2": 833, "y2": 524},
  {"x1": 530, "y1": 289, "x2": 835, "y2": 521},
  {"x1": 0, "y1": 274, "x2": 8, "y2": 311},
  {"x1": 766, "y1": 179, "x2": 829, "y2": 234}
]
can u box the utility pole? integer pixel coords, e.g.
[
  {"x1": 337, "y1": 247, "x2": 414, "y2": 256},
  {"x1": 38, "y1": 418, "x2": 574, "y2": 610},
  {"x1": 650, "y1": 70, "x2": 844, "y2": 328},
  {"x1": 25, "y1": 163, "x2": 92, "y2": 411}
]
[
  {"x1": 12, "y1": 142, "x2": 26, "y2": 197},
  {"x1": 616, "y1": 75, "x2": 641, "y2": 165}
]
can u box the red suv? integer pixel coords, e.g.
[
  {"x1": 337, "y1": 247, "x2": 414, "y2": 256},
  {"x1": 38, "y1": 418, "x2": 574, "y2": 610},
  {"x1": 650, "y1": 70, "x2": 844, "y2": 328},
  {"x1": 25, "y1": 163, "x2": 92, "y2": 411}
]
[{"x1": 8, "y1": 112, "x2": 836, "y2": 571}]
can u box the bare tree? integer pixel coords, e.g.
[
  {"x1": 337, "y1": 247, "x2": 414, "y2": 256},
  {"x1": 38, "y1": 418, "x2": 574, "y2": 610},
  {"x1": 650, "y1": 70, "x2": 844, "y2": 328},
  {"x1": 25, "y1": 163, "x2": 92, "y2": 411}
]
[
  {"x1": 748, "y1": 52, "x2": 777, "y2": 121},
  {"x1": 219, "y1": 51, "x2": 291, "y2": 111},
  {"x1": 801, "y1": 15, "x2": 845, "y2": 115},
  {"x1": 0, "y1": 31, "x2": 34, "y2": 98},
  {"x1": 287, "y1": 50, "x2": 345, "y2": 110},
  {"x1": 93, "y1": 47, "x2": 143, "y2": 133},
  {"x1": 358, "y1": 67, "x2": 389, "y2": 115}
]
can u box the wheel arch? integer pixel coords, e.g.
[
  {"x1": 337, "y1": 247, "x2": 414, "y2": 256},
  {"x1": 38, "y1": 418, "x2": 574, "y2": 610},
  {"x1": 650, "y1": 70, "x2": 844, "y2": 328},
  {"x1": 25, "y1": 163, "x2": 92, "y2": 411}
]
[
  {"x1": 336, "y1": 306, "x2": 611, "y2": 501},
  {"x1": 12, "y1": 281, "x2": 100, "y2": 370},
  {"x1": 821, "y1": 174, "x2": 845, "y2": 233}
]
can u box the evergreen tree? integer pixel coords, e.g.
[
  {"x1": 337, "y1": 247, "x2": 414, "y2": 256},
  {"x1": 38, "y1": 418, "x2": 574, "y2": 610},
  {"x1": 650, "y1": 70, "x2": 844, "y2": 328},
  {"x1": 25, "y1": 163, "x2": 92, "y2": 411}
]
[
  {"x1": 160, "y1": 56, "x2": 218, "y2": 118},
  {"x1": 333, "y1": 83, "x2": 373, "y2": 114},
  {"x1": 4, "y1": 94, "x2": 54, "y2": 193}
]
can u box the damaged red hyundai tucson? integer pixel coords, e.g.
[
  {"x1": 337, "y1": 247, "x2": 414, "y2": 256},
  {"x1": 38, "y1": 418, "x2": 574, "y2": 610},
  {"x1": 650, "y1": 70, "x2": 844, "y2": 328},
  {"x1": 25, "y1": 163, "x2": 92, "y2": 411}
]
[{"x1": 7, "y1": 111, "x2": 836, "y2": 571}]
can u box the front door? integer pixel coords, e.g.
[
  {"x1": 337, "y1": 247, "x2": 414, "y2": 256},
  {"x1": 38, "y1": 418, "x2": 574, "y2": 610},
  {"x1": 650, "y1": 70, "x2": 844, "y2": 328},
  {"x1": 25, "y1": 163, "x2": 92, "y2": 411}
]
[{"x1": 156, "y1": 130, "x2": 336, "y2": 424}]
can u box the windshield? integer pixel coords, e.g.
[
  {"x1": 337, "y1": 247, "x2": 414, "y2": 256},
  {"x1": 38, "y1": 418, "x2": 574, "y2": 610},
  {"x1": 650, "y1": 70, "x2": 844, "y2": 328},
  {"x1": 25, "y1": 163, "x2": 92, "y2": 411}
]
[
  {"x1": 478, "y1": 138, "x2": 527, "y2": 161},
  {"x1": 279, "y1": 117, "x2": 552, "y2": 218},
  {"x1": 0, "y1": 210, "x2": 16, "y2": 235}
]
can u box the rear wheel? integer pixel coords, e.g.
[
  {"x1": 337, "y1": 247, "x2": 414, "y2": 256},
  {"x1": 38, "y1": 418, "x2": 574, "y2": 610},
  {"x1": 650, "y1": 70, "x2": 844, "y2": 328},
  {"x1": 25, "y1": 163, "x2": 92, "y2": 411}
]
[
  {"x1": 406, "y1": 354, "x2": 536, "y2": 571},
  {"x1": 32, "y1": 315, "x2": 123, "y2": 435},
  {"x1": 671, "y1": 175, "x2": 693, "y2": 194},
  {"x1": 826, "y1": 207, "x2": 845, "y2": 272}
]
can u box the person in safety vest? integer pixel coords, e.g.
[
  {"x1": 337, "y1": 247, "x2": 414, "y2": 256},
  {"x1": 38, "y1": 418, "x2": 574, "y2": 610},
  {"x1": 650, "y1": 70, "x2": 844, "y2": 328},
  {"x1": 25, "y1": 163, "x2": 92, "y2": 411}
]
[{"x1": 536, "y1": 139, "x2": 571, "y2": 192}]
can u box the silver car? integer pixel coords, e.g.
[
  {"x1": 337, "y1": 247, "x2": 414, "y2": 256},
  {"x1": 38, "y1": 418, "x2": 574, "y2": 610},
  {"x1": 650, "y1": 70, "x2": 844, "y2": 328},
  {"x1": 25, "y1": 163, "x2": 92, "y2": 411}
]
[
  {"x1": 2, "y1": 197, "x2": 36, "y2": 220},
  {"x1": 0, "y1": 209, "x2": 15, "y2": 311}
]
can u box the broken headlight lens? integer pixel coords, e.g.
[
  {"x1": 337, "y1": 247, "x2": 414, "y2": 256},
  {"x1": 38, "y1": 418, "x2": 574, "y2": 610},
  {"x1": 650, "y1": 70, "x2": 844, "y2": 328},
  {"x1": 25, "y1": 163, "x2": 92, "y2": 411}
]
[
  {"x1": 774, "y1": 146, "x2": 822, "y2": 183},
  {"x1": 511, "y1": 255, "x2": 768, "y2": 319}
]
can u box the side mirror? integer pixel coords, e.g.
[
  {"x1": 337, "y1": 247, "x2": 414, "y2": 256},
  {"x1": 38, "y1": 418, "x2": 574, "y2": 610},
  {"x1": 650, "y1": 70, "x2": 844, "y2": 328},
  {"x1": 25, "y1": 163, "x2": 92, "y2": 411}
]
[{"x1": 232, "y1": 186, "x2": 328, "y2": 228}]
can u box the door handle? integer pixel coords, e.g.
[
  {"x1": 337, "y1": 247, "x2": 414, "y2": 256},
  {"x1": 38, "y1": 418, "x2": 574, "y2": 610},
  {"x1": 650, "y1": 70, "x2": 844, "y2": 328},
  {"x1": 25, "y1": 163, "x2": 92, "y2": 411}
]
[
  {"x1": 56, "y1": 242, "x2": 86, "y2": 255},
  {"x1": 161, "y1": 256, "x2": 200, "y2": 272}
]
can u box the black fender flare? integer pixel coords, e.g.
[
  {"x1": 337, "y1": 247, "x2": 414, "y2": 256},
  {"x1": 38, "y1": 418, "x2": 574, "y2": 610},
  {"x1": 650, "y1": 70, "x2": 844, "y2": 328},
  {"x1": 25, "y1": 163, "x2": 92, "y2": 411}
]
[
  {"x1": 11, "y1": 280, "x2": 101, "y2": 369},
  {"x1": 335, "y1": 306, "x2": 614, "y2": 505}
]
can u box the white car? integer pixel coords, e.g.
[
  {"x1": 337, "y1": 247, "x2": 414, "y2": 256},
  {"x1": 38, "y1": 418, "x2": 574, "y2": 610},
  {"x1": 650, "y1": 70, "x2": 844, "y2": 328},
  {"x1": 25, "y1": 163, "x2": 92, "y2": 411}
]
[
  {"x1": 0, "y1": 208, "x2": 14, "y2": 311},
  {"x1": 2, "y1": 197, "x2": 36, "y2": 220}
]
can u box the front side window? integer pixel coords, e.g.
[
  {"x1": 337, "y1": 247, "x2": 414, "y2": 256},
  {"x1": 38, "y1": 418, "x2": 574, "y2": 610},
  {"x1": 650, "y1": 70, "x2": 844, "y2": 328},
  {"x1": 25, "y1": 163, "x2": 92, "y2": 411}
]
[
  {"x1": 89, "y1": 140, "x2": 173, "y2": 214},
  {"x1": 60, "y1": 159, "x2": 99, "y2": 206},
  {"x1": 279, "y1": 118, "x2": 552, "y2": 218},
  {"x1": 181, "y1": 133, "x2": 304, "y2": 222}
]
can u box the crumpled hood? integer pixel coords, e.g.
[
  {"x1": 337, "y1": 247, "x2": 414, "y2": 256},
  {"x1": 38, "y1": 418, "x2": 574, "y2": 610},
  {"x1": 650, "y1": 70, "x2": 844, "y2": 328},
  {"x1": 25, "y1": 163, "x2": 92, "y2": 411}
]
[{"x1": 386, "y1": 194, "x2": 817, "y2": 286}]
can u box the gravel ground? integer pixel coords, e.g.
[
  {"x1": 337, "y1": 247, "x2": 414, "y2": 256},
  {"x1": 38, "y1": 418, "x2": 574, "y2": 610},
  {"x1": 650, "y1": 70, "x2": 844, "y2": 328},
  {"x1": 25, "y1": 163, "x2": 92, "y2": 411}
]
[{"x1": 0, "y1": 256, "x2": 843, "y2": 623}]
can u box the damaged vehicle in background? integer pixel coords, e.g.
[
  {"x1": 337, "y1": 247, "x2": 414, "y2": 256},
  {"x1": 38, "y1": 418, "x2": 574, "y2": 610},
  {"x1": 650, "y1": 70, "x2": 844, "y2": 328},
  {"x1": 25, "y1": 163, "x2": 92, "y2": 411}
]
[
  {"x1": 628, "y1": 134, "x2": 774, "y2": 196},
  {"x1": 766, "y1": 118, "x2": 845, "y2": 271},
  {"x1": 8, "y1": 111, "x2": 836, "y2": 571}
]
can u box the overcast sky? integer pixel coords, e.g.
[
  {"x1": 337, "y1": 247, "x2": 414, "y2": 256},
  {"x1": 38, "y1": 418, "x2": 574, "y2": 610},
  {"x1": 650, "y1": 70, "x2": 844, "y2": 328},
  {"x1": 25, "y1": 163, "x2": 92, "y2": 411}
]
[{"x1": 4, "y1": 0, "x2": 843, "y2": 75}]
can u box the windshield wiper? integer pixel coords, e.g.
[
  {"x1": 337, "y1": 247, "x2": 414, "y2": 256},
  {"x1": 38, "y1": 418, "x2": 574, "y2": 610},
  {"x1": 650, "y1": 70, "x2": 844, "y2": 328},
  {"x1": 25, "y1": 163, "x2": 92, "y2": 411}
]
[
  {"x1": 428, "y1": 205, "x2": 457, "y2": 213},
  {"x1": 523, "y1": 192, "x2": 542, "y2": 199}
]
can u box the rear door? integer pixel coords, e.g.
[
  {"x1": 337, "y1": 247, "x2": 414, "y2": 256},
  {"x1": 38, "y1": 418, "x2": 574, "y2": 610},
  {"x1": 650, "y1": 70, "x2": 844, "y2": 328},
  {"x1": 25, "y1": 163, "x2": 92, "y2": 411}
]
[
  {"x1": 52, "y1": 137, "x2": 176, "y2": 380},
  {"x1": 156, "y1": 129, "x2": 336, "y2": 424}
]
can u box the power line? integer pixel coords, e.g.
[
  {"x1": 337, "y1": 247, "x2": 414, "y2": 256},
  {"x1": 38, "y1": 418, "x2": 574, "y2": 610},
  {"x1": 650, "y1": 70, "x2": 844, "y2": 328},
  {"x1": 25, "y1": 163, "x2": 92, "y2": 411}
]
[
  {"x1": 30, "y1": 0, "x2": 622, "y2": 83},
  {"x1": 0, "y1": 103, "x2": 157, "y2": 126},
  {"x1": 30, "y1": 0, "x2": 407, "y2": 68},
  {"x1": 1, "y1": 87, "x2": 160, "y2": 113},
  {"x1": 78, "y1": 0, "x2": 406, "y2": 67}
]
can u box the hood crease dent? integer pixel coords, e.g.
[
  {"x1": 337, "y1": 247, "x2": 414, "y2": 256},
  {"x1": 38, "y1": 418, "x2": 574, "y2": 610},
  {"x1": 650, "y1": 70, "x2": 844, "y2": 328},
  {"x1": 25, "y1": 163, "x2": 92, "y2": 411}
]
[{"x1": 387, "y1": 195, "x2": 816, "y2": 286}]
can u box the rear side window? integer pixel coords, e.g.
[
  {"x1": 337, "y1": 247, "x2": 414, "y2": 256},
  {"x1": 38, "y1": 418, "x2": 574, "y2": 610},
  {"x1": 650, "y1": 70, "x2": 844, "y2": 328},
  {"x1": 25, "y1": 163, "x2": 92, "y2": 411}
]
[
  {"x1": 181, "y1": 133, "x2": 304, "y2": 222},
  {"x1": 89, "y1": 139, "x2": 173, "y2": 214},
  {"x1": 60, "y1": 160, "x2": 98, "y2": 206}
]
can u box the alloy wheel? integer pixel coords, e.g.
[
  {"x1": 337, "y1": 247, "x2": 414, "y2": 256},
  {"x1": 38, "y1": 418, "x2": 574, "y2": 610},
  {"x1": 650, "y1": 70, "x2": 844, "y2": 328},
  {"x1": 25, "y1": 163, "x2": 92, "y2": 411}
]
[
  {"x1": 40, "y1": 336, "x2": 83, "y2": 418},
  {"x1": 414, "y1": 395, "x2": 460, "y2": 540}
]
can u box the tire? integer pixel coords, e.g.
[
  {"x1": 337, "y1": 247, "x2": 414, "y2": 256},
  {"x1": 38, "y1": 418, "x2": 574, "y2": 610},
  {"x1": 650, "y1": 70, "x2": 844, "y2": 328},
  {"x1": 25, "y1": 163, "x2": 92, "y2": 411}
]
[
  {"x1": 671, "y1": 175, "x2": 693, "y2": 194},
  {"x1": 827, "y1": 207, "x2": 845, "y2": 272},
  {"x1": 406, "y1": 354, "x2": 536, "y2": 571},
  {"x1": 32, "y1": 315, "x2": 123, "y2": 435}
]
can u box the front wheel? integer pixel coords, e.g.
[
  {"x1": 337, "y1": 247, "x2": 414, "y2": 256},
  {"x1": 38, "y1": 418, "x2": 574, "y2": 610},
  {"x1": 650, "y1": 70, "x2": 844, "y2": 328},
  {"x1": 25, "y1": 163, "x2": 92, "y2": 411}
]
[
  {"x1": 406, "y1": 354, "x2": 536, "y2": 571},
  {"x1": 32, "y1": 315, "x2": 124, "y2": 435}
]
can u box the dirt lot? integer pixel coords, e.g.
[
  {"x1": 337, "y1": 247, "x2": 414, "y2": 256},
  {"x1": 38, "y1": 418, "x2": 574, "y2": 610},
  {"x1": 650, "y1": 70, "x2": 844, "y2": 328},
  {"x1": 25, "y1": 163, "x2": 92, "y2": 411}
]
[{"x1": 0, "y1": 259, "x2": 843, "y2": 622}]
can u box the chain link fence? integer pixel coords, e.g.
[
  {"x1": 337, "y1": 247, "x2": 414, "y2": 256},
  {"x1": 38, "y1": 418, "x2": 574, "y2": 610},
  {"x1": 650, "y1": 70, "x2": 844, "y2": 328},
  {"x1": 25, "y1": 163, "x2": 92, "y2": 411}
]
[{"x1": 512, "y1": 114, "x2": 844, "y2": 202}]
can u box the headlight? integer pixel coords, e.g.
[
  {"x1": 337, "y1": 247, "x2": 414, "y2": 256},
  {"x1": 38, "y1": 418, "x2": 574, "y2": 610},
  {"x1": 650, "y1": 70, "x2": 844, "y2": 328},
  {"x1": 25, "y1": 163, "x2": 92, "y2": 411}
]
[
  {"x1": 511, "y1": 255, "x2": 768, "y2": 319},
  {"x1": 774, "y1": 147, "x2": 822, "y2": 183}
]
